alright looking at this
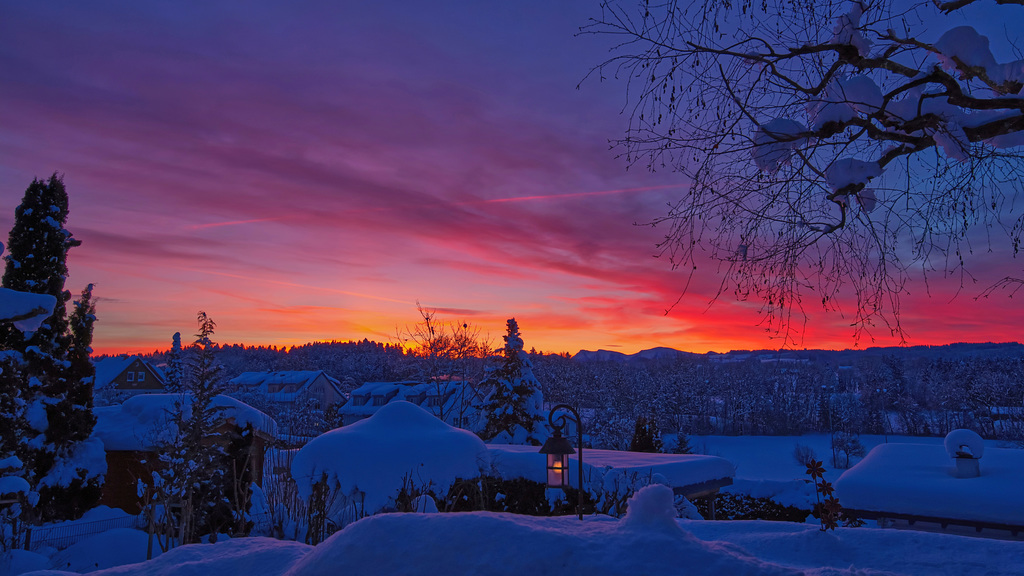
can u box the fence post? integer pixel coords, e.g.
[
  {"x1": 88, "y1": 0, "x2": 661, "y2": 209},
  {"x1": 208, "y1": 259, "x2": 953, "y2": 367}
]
[
  {"x1": 23, "y1": 526, "x2": 31, "y2": 551},
  {"x1": 147, "y1": 511, "x2": 154, "y2": 560}
]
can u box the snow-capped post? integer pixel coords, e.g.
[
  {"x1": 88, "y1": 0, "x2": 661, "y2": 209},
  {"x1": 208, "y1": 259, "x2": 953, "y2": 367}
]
[
  {"x1": 944, "y1": 429, "x2": 984, "y2": 479},
  {"x1": 539, "y1": 404, "x2": 583, "y2": 521}
]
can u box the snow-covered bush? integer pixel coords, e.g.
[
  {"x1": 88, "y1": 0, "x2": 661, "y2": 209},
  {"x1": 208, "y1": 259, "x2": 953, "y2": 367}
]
[
  {"x1": 792, "y1": 443, "x2": 817, "y2": 468},
  {"x1": 290, "y1": 401, "x2": 490, "y2": 520},
  {"x1": 696, "y1": 493, "x2": 808, "y2": 523}
]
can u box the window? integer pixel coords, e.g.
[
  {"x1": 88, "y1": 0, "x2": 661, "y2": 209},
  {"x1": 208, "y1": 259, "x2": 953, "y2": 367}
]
[
  {"x1": 126, "y1": 371, "x2": 134, "y2": 382},
  {"x1": 137, "y1": 371, "x2": 145, "y2": 382}
]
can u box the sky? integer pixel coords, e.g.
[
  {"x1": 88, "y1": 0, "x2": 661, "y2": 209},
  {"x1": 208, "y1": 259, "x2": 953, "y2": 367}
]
[{"x1": 2, "y1": 0, "x2": 1023, "y2": 356}]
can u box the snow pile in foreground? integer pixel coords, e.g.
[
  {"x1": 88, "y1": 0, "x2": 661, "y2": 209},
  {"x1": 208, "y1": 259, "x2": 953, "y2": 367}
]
[
  {"x1": 20, "y1": 537, "x2": 309, "y2": 576},
  {"x1": 47, "y1": 529, "x2": 154, "y2": 573},
  {"x1": 286, "y1": 484, "x2": 795, "y2": 576},
  {"x1": 16, "y1": 484, "x2": 1024, "y2": 576},
  {"x1": 290, "y1": 401, "x2": 489, "y2": 515}
]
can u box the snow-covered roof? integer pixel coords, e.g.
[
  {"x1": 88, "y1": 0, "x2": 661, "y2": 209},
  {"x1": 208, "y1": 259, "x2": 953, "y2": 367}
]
[
  {"x1": 339, "y1": 381, "x2": 429, "y2": 416},
  {"x1": 93, "y1": 357, "x2": 134, "y2": 389},
  {"x1": 230, "y1": 370, "x2": 337, "y2": 388},
  {"x1": 291, "y1": 401, "x2": 489, "y2": 514},
  {"x1": 227, "y1": 370, "x2": 342, "y2": 403},
  {"x1": 488, "y1": 445, "x2": 735, "y2": 495},
  {"x1": 339, "y1": 381, "x2": 480, "y2": 419},
  {"x1": 835, "y1": 443, "x2": 1024, "y2": 526},
  {"x1": 348, "y1": 380, "x2": 423, "y2": 397},
  {"x1": 93, "y1": 393, "x2": 278, "y2": 451},
  {"x1": 93, "y1": 356, "x2": 166, "y2": 390}
]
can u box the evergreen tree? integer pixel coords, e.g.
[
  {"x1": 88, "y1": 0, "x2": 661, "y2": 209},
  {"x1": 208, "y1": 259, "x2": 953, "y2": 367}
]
[
  {"x1": 1, "y1": 175, "x2": 101, "y2": 522},
  {"x1": 151, "y1": 312, "x2": 251, "y2": 543},
  {"x1": 629, "y1": 416, "x2": 664, "y2": 453},
  {"x1": 671, "y1": 433, "x2": 693, "y2": 455},
  {"x1": 480, "y1": 318, "x2": 546, "y2": 445},
  {"x1": 35, "y1": 284, "x2": 103, "y2": 520},
  {"x1": 165, "y1": 332, "x2": 184, "y2": 393}
]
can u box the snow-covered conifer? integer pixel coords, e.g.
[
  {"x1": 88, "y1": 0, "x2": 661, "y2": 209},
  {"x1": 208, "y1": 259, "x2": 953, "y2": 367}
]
[
  {"x1": 1, "y1": 176, "x2": 101, "y2": 522},
  {"x1": 149, "y1": 312, "x2": 249, "y2": 543},
  {"x1": 479, "y1": 318, "x2": 546, "y2": 445},
  {"x1": 165, "y1": 332, "x2": 185, "y2": 393}
]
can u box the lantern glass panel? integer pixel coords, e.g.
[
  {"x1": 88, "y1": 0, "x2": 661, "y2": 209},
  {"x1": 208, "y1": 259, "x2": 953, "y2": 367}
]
[{"x1": 547, "y1": 453, "x2": 568, "y2": 487}]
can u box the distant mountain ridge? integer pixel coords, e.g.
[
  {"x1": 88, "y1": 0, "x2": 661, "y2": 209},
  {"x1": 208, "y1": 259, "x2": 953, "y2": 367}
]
[{"x1": 571, "y1": 342, "x2": 1024, "y2": 363}]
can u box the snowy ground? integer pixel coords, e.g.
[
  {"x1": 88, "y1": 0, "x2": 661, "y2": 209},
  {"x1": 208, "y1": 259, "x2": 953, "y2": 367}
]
[
  {"x1": 5, "y1": 433, "x2": 1023, "y2": 575},
  {"x1": 679, "y1": 433, "x2": 1018, "y2": 511},
  {"x1": 6, "y1": 485, "x2": 1024, "y2": 576}
]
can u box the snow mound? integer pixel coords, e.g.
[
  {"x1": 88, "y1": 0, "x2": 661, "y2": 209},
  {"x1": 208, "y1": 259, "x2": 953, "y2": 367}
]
[
  {"x1": 620, "y1": 484, "x2": 679, "y2": 532},
  {"x1": 49, "y1": 528, "x2": 155, "y2": 573},
  {"x1": 23, "y1": 537, "x2": 311, "y2": 576},
  {"x1": 285, "y1": 511, "x2": 798, "y2": 576},
  {"x1": 943, "y1": 429, "x2": 984, "y2": 459},
  {"x1": 290, "y1": 401, "x2": 489, "y2": 515}
]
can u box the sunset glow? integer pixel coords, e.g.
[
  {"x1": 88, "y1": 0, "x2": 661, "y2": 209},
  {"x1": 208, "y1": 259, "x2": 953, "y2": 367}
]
[{"x1": 2, "y1": 1, "x2": 1022, "y2": 356}]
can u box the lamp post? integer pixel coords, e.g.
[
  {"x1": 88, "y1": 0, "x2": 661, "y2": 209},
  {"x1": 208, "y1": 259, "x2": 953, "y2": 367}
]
[{"x1": 539, "y1": 404, "x2": 584, "y2": 520}]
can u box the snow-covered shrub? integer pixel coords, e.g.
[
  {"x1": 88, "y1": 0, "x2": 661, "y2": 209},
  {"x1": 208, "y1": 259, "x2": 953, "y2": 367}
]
[
  {"x1": 830, "y1": 431, "x2": 865, "y2": 469},
  {"x1": 792, "y1": 443, "x2": 817, "y2": 467},
  {"x1": 673, "y1": 494, "x2": 703, "y2": 520},
  {"x1": 445, "y1": 476, "x2": 555, "y2": 516},
  {"x1": 695, "y1": 493, "x2": 808, "y2": 523},
  {"x1": 944, "y1": 429, "x2": 985, "y2": 459}
]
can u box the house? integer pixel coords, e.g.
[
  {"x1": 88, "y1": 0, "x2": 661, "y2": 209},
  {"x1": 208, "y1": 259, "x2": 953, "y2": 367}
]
[
  {"x1": 226, "y1": 370, "x2": 346, "y2": 409},
  {"x1": 93, "y1": 356, "x2": 166, "y2": 400},
  {"x1": 337, "y1": 380, "x2": 483, "y2": 428},
  {"x1": 92, "y1": 393, "x2": 277, "y2": 514}
]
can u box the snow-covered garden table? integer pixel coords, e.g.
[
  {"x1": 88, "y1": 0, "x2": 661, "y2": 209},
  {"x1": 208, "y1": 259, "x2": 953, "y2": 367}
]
[
  {"x1": 488, "y1": 445, "x2": 735, "y2": 516},
  {"x1": 835, "y1": 443, "x2": 1024, "y2": 536}
]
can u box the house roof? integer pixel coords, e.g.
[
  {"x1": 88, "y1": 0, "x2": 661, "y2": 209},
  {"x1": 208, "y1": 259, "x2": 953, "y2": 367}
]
[
  {"x1": 227, "y1": 370, "x2": 344, "y2": 403},
  {"x1": 93, "y1": 357, "x2": 134, "y2": 389},
  {"x1": 340, "y1": 381, "x2": 480, "y2": 418},
  {"x1": 229, "y1": 370, "x2": 338, "y2": 387},
  {"x1": 93, "y1": 393, "x2": 278, "y2": 451},
  {"x1": 93, "y1": 356, "x2": 166, "y2": 390}
]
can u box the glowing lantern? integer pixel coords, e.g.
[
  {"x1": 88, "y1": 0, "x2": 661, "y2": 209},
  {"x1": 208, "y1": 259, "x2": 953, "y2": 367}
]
[{"x1": 540, "y1": 432, "x2": 575, "y2": 488}]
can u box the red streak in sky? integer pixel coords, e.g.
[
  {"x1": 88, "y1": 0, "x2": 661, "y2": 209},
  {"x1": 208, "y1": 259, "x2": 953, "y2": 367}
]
[{"x1": 187, "y1": 218, "x2": 283, "y2": 230}]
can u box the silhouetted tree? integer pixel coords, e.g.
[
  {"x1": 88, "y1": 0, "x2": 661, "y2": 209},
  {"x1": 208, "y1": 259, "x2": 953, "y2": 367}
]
[{"x1": 586, "y1": 1, "x2": 1024, "y2": 341}]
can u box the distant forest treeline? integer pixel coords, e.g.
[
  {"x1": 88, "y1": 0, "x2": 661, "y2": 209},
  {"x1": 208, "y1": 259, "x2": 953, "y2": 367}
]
[{"x1": 127, "y1": 340, "x2": 1024, "y2": 444}]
